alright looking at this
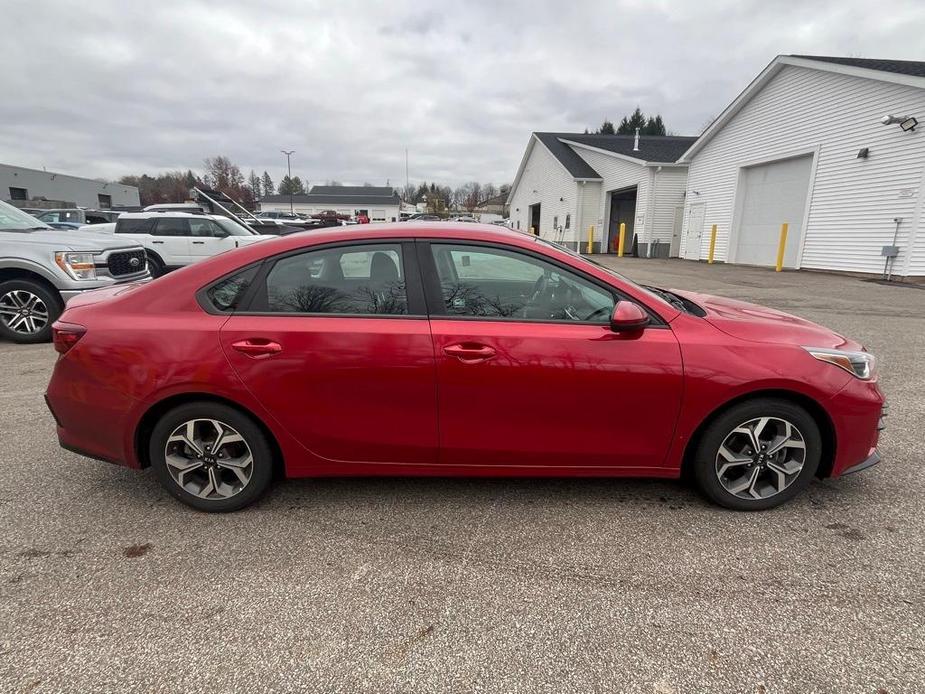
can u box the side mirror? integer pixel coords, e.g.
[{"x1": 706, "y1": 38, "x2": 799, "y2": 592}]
[{"x1": 610, "y1": 301, "x2": 649, "y2": 332}]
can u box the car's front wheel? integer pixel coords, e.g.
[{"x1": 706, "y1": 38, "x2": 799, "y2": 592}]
[
  {"x1": 692, "y1": 398, "x2": 822, "y2": 511},
  {"x1": 149, "y1": 402, "x2": 274, "y2": 512},
  {"x1": 0, "y1": 279, "x2": 62, "y2": 344}
]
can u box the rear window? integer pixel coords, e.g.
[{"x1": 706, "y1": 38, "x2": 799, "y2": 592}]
[
  {"x1": 205, "y1": 266, "x2": 259, "y2": 312},
  {"x1": 116, "y1": 218, "x2": 154, "y2": 234}
]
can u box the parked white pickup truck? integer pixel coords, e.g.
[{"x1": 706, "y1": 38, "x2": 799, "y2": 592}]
[{"x1": 102, "y1": 212, "x2": 275, "y2": 277}]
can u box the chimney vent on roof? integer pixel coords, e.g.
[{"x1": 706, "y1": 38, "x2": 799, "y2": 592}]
[{"x1": 633, "y1": 128, "x2": 640, "y2": 152}]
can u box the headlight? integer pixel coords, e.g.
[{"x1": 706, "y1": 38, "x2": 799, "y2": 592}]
[
  {"x1": 804, "y1": 347, "x2": 877, "y2": 380},
  {"x1": 55, "y1": 251, "x2": 98, "y2": 281}
]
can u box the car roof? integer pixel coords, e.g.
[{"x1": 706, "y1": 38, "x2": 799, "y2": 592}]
[{"x1": 119, "y1": 211, "x2": 227, "y2": 221}]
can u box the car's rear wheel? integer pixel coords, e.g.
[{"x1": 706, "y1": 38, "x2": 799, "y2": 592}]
[
  {"x1": 149, "y1": 402, "x2": 274, "y2": 512},
  {"x1": 0, "y1": 279, "x2": 62, "y2": 344},
  {"x1": 692, "y1": 398, "x2": 821, "y2": 511}
]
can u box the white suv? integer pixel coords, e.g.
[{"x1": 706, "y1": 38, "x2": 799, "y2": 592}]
[{"x1": 109, "y1": 212, "x2": 275, "y2": 276}]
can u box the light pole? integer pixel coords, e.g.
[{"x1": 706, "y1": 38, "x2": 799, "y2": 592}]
[{"x1": 281, "y1": 149, "x2": 295, "y2": 214}]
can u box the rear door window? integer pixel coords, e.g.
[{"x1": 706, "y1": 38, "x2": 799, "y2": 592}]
[
  {"x1": 262, "y1": 244, "x2": 408, "y2": 315},
  {"x1": 153, "y1": 218, "x2": 191, "y2": 237}
]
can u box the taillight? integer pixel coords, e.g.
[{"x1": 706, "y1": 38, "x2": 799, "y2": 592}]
[{"x1": 53, "y1": 322, "x2": 87, "y2": 355}]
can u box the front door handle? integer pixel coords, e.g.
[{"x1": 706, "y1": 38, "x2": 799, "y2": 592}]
[
  {"x1": 443, "y1": 343, "x2": 496, "y2": 363},
  {"x1": 231, "y1": 339, "x2": 282, "y2": 359},
  {"x1": 151, "y1": 240, "x2": 164, "y2": 244},
  {"x1": 192, "y1": 241, "x2": 205, "y2": 245}
]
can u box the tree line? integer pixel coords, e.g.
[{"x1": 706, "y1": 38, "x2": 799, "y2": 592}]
[
  {"x1": 119, "y1": 155, "x2": 511, "y2": 213},
  {"x1": 586, "y1": 107, "x2": 669, "y2": 136},
  {"x1": 399, "y1": 181, "x2": 511, "y2": 213}
]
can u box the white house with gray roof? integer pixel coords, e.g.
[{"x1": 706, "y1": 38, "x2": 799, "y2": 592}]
[
  {"x1": 506, "y1": 133, "x2": 697, "y2": 255},
  {"x1": 678, "y1": 55, "x2": 925, "y2": 278},
  {"x1": 259, "y1": 185, "x2": 401, "y2": 222}
]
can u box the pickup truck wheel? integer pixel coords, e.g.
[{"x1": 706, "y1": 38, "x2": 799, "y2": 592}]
[
  {"x1": 145, "y1": 253, "x2": 165, "y2": 278},
  {"x1": 0, "y1": 279, "x2": 62, "y2": 344}
]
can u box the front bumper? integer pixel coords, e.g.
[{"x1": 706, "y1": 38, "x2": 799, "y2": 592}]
[{"x1": 840, "y1": 449, "x2": 881, "y2": 476}]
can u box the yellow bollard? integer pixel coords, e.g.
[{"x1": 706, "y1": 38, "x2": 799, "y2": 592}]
[
  {"x1": 586, "y1": 225, "x2": 594, "y2": 254},
  {"x1": 775, "y1": 223, "x2": 789, "y2": 272},
  {"x1": 617, "y1": 222, "x2": 626, "y2": 257},
  {"x1": 707, "y1": 224, "x2": 717, "y2": 264}
]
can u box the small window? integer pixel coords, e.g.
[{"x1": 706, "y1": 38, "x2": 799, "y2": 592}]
[
  {"x1": 430, "y1": 244, "x2": 614, "y2": 322},
  {"x1": 153, "y1": 218, "x2": 191, "y2": 237},
  {"x1": 206, "y1": 266, "x2": 259, "y2": 312},
  {"x1": 98, "y1": 194, "x2": 112, "y2": 208},
  {"x1": 264, "y1": 243, "x2": 408, "y2": 315},
  {"x1": 9, "y1": 187, "x2": 28, "y2": 201},
  {"x1": 565, "y1": 214, "x2": 571, "y2": 229}
]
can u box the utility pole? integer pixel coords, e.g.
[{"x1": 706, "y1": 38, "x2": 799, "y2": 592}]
[{"x1": 281, "y1": 150, "x2": 295, "y2": 214}]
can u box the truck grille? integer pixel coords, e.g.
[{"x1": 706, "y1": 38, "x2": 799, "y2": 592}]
[{"x1": 108, "y1": 250, "x2": 147, "y2": 277}]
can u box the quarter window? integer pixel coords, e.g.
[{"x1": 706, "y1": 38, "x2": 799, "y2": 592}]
[
  {"x1": 206, "y1": 266, "x2": 259, "y2": 312},
  {"x1": 264, "y1": 244, "x2": 407, "y2": 315},
  {"x1": 430, "y1": 244, "x2": 614, "y2": 322}
]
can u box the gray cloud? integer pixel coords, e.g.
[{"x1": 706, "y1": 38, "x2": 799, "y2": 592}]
[{"x1": 2, "y1": 0, "x2": 923, "y2": 187}]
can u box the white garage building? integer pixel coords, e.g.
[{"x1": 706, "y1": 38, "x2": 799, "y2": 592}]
[
  {"x1": 507, "y1": 133, "x2": 696, "y2": 255},
  {"x1": 259, "y1": 185, "x2": 401, "y2": 222},
  {"x1": 679, "y1": 55, "x2": 925, "y2": 278}
]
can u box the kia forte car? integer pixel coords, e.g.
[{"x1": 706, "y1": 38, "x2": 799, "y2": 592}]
[{"x1": 45, "y1": 224, "x2": 885, "y2": 512}]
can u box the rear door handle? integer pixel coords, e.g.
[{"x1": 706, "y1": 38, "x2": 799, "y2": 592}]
[
  {"x1": 192, "y1": 241, "x2": 205, "y2": 245},
  {"x1": 231, "y1": 339, "x2": 282, "y2": 359},
  {"x1": 443, "y1": 343, "x2": 496, "y2": 363}
]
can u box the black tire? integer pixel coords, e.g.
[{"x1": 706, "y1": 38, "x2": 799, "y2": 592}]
[
  {"x1": 149, "y1": 402, "x2": 274, "y2": 512},
  {"x1": 145, "y1": 253, "x2": 166, "y2": 278},
  {"x1": 0, "y1": 278, "x2": 63, "y2": 344},
  {"x1": 692, "y1": 398, "x2": 821, "y2": 511}
]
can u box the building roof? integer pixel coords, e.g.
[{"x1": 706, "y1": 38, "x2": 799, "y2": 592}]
[
  {"x1": 261, "y1": 185, "x2": 399, "y2": 207},
  {"x1": 557, "y1": 134, "x2": 699, "y2": 163},
  {"x1": 534, "y1": 133, "x2": 602, "y2": 179},
  {"x1": 476, "y1": 193, "x2": 510, "y2": 208},
  {"x1": 790, "y1": 55, "x2": 925, "y2": 79},
  {"x1": 681, "y1": 54, "x2": 925, "y2": 162}
]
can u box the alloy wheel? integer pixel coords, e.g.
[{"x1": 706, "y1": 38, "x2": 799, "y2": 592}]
[
  {"x1": 0, "y1": 290, "x2": 49, "y2": 335},
  {"x1": 714, "y1": 416, "x2": 806, "y2": 500},
  {"x1": 164, "y1": 419, "x2": 254, "y2": 500}
]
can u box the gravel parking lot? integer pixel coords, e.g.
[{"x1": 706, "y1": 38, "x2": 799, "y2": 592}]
[{"x1": 1, "y1": 259, "x2": 922, "y2": 693}]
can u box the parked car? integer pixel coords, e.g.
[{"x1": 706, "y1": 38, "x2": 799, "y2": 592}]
[
  {"x1": 46, "y1": 223, "x2": 884, "y2": 512},
  {"x1": 35, "y1": 208, "x2": 121, "y2": 226},
  {"x1": 143, "y1": 203, "x2": 208, "y2": 215},
  {"x1": 0, "y1": 199, "x2": 148, "y2": 343},
  {"x1": 406, "y1": 213, "x2": 441, "y2": 221},
  {"x1": 106, "y1": 212, "x2": 275, "y2": 276}
]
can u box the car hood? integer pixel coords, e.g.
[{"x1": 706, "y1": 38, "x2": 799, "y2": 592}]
[
  {"x1": 0, "y1": 228, "x2": 136, "y2": 251},
  {"x1": 672, "y1": 289, "x2": 862, "y2": 350}
]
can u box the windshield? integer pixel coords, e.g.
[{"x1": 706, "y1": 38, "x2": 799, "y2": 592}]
[
  {"x1": 215, "y1": 217, "x2": 257, "y2": 236},
  {"x1": 533, "y1": 235, "x2": 673, "y2": 308},
  {"x1": 0, "y1": 200, "x2": 53, "y2": 231}
]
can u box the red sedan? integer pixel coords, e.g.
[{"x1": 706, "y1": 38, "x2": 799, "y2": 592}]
[{"x1": 46, "y1": 224, "x2": 884, "y2": 512}]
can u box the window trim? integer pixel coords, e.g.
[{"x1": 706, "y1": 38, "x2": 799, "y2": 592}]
[
  {"x1": 221, "y1": 238, "x2": 427, "y2": 319},
  {"x1": 416, "y1": 239, "x2": 667, "y2": 327}
]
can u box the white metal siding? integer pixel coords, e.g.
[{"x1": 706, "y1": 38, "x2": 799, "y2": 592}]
[
  {"x1": 508, "y1": 140, "x2": 579, "y2": 241},
  {"x1": 647, "y1": 167, "x2": 688, "y2": 254},
  {"x1": 577, "y1": 181, "x2": 602, "y2": 248},
  {"x1": 682, "y1": 65, "x2": 925, "y2": 276},
  {"x1": 572, "y1": 149, "x2": 649, "y2": 242}
]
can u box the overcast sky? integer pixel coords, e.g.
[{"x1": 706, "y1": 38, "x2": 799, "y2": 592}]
[{"x1": 2, "y1": 0, "x2": 923, "y2": 188}]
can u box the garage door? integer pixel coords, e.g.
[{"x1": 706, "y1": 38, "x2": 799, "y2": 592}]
[{"x1": 734, "y1": 155, "x2": 813, "y2": 268}]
